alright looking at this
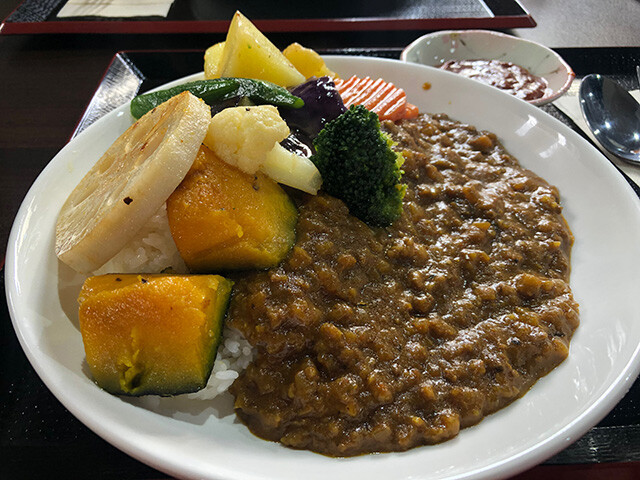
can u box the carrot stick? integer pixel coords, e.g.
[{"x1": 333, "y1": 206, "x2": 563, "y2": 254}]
[{"x1": 334, "y1": 75, "x2": 418, "y2": 121}]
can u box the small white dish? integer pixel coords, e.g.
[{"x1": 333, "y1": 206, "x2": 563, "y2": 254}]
[{"x1": 401, "y1": 30, "x2": 575, "y2": 106}]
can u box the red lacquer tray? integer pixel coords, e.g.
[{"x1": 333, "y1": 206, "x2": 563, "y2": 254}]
[{"x1": 1, "y1": 0, "x2": 535, "y2": 35}]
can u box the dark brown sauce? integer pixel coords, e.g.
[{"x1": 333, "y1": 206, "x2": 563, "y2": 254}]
[
  {"x1": 228, "y1": 113, "x2": 578, "y2": 456},
  {"x1": 440, "y1": 59, "x2": 551, "y2": 101}
]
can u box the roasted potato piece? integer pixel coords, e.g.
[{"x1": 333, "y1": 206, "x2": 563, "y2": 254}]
[
  {"x1": 283, "y1": 42, "x2": 337, "y2": 79},
  {"x1": 217, "y1": 11, "x2": 305, "y2": 87},
  {"x1": 204, "y1": 41, "x2": 225, "y2": 79}
]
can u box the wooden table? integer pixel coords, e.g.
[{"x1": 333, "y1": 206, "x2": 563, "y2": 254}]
[{"x1": 1, "y1": 1, "x2": 639, "y2": 478}]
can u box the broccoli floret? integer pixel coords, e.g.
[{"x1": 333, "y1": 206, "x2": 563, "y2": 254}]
[{"x1": 310, "y1": 105, "x2": 406, "y2": 227}]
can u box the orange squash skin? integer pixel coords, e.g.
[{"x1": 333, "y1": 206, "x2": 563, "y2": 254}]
[
  {"x1": 78, "y1": 274, "x2": 232, "y2": 396},
  {"x1": 166, "y1": 145, "x2": 298, "y2": 272}
]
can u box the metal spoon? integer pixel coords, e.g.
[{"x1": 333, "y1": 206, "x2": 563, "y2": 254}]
[{"x1": 579, "y1": 73, "x2": 640, "y2": 165}]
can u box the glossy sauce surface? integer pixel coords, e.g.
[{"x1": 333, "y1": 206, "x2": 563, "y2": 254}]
[
  {"x1": 228, "y1": 114, "x2": 579, "y2": 456},
  {"x1": 440, "y1": 59, "x2": 551, "y2": 101}
]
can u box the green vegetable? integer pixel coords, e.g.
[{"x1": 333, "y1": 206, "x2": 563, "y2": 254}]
[
  {"x1": 311, "y1": 105, "x2": 406, "y2": 227},
  {"x1": 233, "y1": 78, "x2": 304, "y2": 109},
  {"x1": 130, "y1": 79, "x2": 236, "y2": 119},
  {"x1": 130, "y1": 78, "x2": 304, "y2": 119}
]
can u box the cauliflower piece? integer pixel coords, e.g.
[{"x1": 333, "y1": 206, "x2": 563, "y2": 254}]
[
  {"x1": 205, "y1": 105, "x2": 288, "y2": 174},
  {"x1": 261, "y1": 144, "x2": 322, "y2": 195},
  {"x1": 204, "y1": 105, "x2": 322, "y2": 194}
]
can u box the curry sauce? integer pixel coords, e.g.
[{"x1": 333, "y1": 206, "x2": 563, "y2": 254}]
[{"x1": 228, "y1": 113, "x2": 579, "y2": 456}]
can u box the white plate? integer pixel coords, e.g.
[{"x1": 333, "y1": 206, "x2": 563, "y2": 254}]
[
  {"x1": 6, "y1": 56, "x2": 640, "y2": 480},
  {"x1": 401, "y1": 30, "x2": 575, "y2": 106}
]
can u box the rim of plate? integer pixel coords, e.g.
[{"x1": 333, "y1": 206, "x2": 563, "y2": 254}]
[{"x1": 5, "y1": 55, "x2": 640, "y2": 480}]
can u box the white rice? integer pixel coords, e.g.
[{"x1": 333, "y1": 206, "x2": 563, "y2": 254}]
[
  {"x1": 188, "y1": 326, "x2": 254, "y2": 400},
  {"x1": 93, "y1": 204, "x2": 189, "y2": 275},
  {"x1": 92, "y1": 205, "x2": 254, "y2": 398}
]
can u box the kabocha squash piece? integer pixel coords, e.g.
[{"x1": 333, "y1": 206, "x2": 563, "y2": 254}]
[
  {"x1": 166, "y1": 145, "x2": 297, "y2": 272},
  {"x1": 217, "y1": 11, "x2": 305, "y2": 88},
  {"x1": 78, "y1": 274, "x2": 233, "y2": 396}
]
